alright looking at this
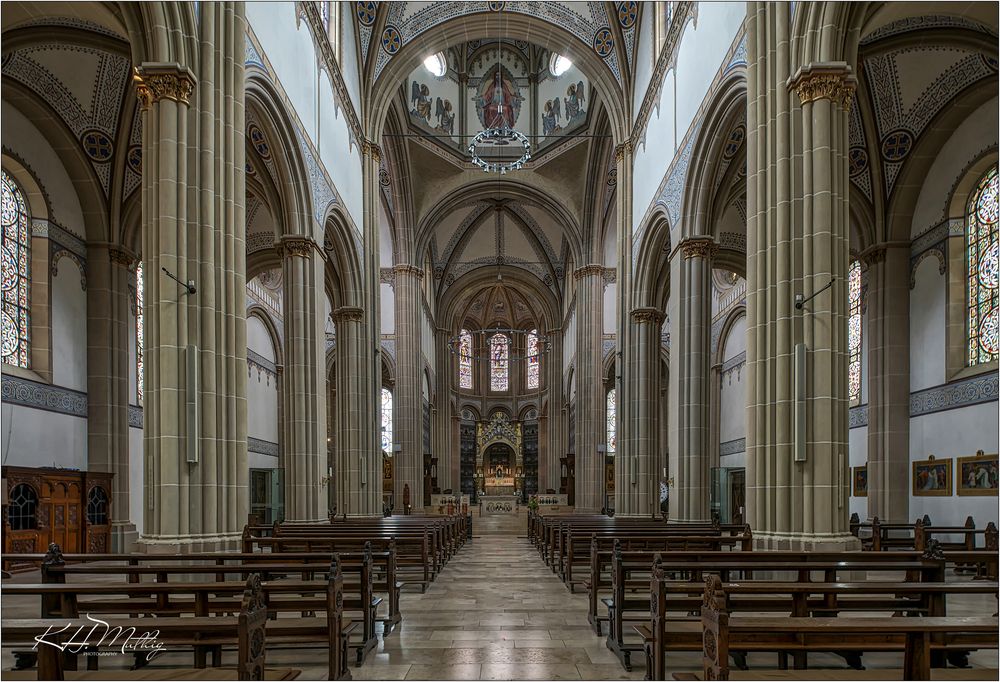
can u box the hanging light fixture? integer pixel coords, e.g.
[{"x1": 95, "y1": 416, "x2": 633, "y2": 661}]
[{"x1": 468, "y1": 6, "x2": 531, "y2": 174}]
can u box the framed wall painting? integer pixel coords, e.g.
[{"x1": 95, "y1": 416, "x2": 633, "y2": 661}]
[
  {"x1": 852, "y1": 465, "x2": 868, "y2": 497},
  {"x1": 957, "y1": 451, "x2": 998, "y2": 497},
  {"x1": 912, "y1": 456, "x2": 952, "y2": 497}
]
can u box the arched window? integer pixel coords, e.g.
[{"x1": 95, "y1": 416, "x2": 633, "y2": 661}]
[
  {"x1": 848, "y1": 260, "x2": 862, "y2": 403},
  {"x1": 458, "y1": 328, "x2": 473, "y2": 389},
  {"x1": 606, "y1": 388, "x2": 616, "y2": 454},
  {"x1": 489, "y1": 333, "x2": 509, "y2": 392},
  {"x1": 7, "y1": 483, "x2": 38, "y2": 530},
  {"x1": 967, "y1": 165, "x2": 998, "y2": 366},
  {"x1": 86, "y1": 486, "x2": 110, "y2": 525},
  {"x1": 2, "y1": 170, "x2": 31, "y2": 368},
  {"x1": 136, "y1": 261, "x2": 144, "y2": 403},
  {"x1": 526, "y1": 329, "x2": 540, "y2": 389},
  {"x1": 380, "y1": 388, "x2": 393, "y2": 455}
]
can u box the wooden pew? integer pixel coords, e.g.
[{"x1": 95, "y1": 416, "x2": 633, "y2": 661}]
[
  {"x1": 640, "y1": 554, "x2": 999, "y2": 680},
  {"x1": 18, "y1": 545, "x2": 368, "y2": 670},
  {"x1": 0, "y1": 574, "x2": 309, "y2": 681},
  {"x1": 692, "y1": 574, "x2": 999, "y2": 681}
]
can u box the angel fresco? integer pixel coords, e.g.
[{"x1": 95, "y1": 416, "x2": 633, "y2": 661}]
[
  {"x1": 435, "y1": 97, "x2": 455, "y2": 136},
  {"x1": 410, "y1": 82, "x2": 433, "y2": 125},
  {"x1": 474, "y1": 68, "x2": 523, "y2": 129},
  {"x1": 564, "y1": 80, "x2": 587, "y2": 123},
  {"x1": 542, "y1": 97, "x2": 562, "y2": 136}
]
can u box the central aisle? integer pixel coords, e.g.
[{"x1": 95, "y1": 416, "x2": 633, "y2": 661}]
[{"x1": 355, "y1": 512, "x2": 645, "y2": 681}]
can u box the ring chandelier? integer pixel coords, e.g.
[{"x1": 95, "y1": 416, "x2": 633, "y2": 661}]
[{"x1": 467, "y1": 127, "x2": 532, "y2": 174}]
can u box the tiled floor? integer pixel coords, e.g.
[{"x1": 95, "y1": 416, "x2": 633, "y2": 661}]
[{"x1": 3, "y1": 511, "x2": 997, "y2": 680}]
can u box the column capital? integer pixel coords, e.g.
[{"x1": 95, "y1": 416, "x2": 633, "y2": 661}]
[
  {"x1": 787, "y1": 62, "x2": 857, "y2": 111},
  {"x1": 392, "y1": 264, "x2": 424, "y2": 279},
  {"x1": 614, "y1": 139, "x2": 633, "y2": 163},
  {"x1": 277, "y1": 235, "x2": 322, "y2": 259},
  {"x1": 332, "y1": 306, "x2": 365, "y2": 322},
  {"x1": 859, "y1": 242, "x2": 909, "y2": 267},
  {"x1": 134, "y1": 63, "x2": 196, "y2": 109},
  {"x1": 630, "y1": 307, "x2": 665, "y2": 325},
  {"x1": 362, "y1": 139, "x2": 382, "y2": 163},
  {"x1": 108, "y1": 246, "x2": 138, "y2": 268},
  {"x1": 573, "y1": 264, "x2": 605, "y2": 280},
  {"x1": 677, "y1": 237, "x2": 719, "y2": 260}
]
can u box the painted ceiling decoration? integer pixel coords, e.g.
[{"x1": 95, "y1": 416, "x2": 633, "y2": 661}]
[
  {"x1": 2, "y1": 40, "x2": 131, "y2": 197},
  {"x1": 370, "y1": 1, "x2": 623, "y2": 86}
]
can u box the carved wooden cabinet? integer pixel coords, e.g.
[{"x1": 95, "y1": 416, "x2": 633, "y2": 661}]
[{"x1": 2, "y1": 467, "x2": 113, "y2": 564}]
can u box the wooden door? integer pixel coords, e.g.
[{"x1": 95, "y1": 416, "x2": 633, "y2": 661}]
[
  {"x1": 729, "y1": 469, "x2": 746, "y2": 525},
  {"x1": 84, "y1": 472, "x2": 113, "y2": 553},
  {"x1": 44, "y1": 475, "x2": 82, "y2": 553}
]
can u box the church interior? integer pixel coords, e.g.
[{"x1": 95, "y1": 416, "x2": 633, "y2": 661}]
[{"x1": 1, "y1": 1, "x2": 999, "y2": 680}]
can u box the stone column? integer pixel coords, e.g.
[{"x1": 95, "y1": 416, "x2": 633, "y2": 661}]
[
  {"x1": 573, "y1": 264, "x2": 605, "y2": 512},
  {"x1": 545, "y1": 327, "x2": 565, "y2": 492},
  {"x1": 433, "y1": 328, "x2": 453, "y2": 491},
  {"x1": 865, "y1": 246, "x2": 910, "y2": 522},
  {"x1": 667, "y1": 239, "x2": 715, "y2": 522},
  {"x1": 87, "y1": 245, "x2": 137, "y2": 551},
  {"x1": 393, "y1": 264, "x2": 424, "y2": 512},
  {"x1": 613, "y1": 141, "x2": 634, "y2": 514},
  {"x1": 616, "y1": 307, "x2": 664, "y2": 516},
  {"x1": 746, "y1": 1, "x2": 859, "y2": 549},
  {"x1": 451, "y1": 414, "x2": 462, "y2": 495},
  {"x1": 280, "y1": 236, "x2": 327, "y2": 522},
  {"x1": 333, "y1": 306, "x2": 380, "y2": 515},
  {"x1": 137, "y1": 2, "x2": 248, "y2": 551}
]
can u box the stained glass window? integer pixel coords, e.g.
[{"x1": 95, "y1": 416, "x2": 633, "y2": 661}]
[
  {"x1": 319, "y1": 1, "x2": 330, "y2": 29},
  {"x1": 526, "y1": 329, "x2": 540, "y2": 390},
  {"x1": 489, "y1": 333, "x2": 509, "y2": 392},
  {"x1": 848, "y1": 260, "x2": 862, "y2": 403},
  {"x1": 136, "y1": 261, "x2": 144, "y2": 403},
  {"x1": 606, "y1": 389, "x2": 616, "y2": 454},
  {"x1": 458, "y1": 328, "x2": 473, "y2": 389},
  {"x1": 381, "y1": 388, "x2": 393, "y2": 455},
  {"x1": 2, "y1": 170, "x2": 30, "y2": 368},
  {"x1": 967, "y1": 165, "x2": 999, "y2": 366}
]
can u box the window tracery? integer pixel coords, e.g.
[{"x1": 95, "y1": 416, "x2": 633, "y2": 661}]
[
  {"x1": 1, "y1": 170, "x2": 30, "y2": 368},
  {"x1": 967, "y1": 165, "x2": 998, "y2": 366},
  {"x1": 848, "y1": 260, "x2": 862, "y2": 403},
  {"x1": 381, "y1": 387, "x2": 393, "y2": 455},
  {"x1": 489, "y1": 333, "x2": 509, "y2": 392},
  {"x1": 459, "y1": 328, "x2": 473, "y2": 389},
  {"x1": 606, "y1": 388, "x2": 616, "y2": 454},
  {"x1": 526, "y1": 328, "x2": 540, "y2": 389}
]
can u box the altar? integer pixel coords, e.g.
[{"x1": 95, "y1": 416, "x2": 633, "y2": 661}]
[
  {"x1": 485, "y1": 476, "x2": 516, "y2": 496},
  {"x1": 479, "y1": 495, "x2": 518, "y2": 515}
]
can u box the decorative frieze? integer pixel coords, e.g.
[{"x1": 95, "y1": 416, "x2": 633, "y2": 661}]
[
  {"x1": 1, "y1": 375, "x2": 87, "y2": 418},
  {"x1": 108, "y1": 246, "x2": 137, "y2": 267},
  {"x1": 910, "y1": 373, "x2": 998, "y2": 418},
  {"x1": 128, "y1": 404, "x2": 143, "y2": 429},
  {"x1": 134, "y1": 64, "x2": 196, "y2": 109},
  {"x1": 393, "y1": 264, "x2": 424, "y2": 279},
  {"x1": 720, "y1": 437, "x2": 746, "y2": 457},
  {"x1": 788, "y1": 62, "x2": 857, "y2": 111},
  {"x1": 248, "y1": 437, "x2": 279, "y2": 457}
]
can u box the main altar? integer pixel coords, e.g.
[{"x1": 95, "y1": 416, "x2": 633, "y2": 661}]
[{"x1": 475, "y1": 413, "x2": 524, "y2": 497}]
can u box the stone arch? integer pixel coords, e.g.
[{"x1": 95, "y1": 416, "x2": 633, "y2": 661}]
[
  {"x1": 322, "y1": 204, "x2": 365, "y2": 310},
  {"x1": 632, "y1": 208, "x2": 671, "y2": 311},
  {"x1": 247, "y1": 305, "x2": 284, "y2": 368}
]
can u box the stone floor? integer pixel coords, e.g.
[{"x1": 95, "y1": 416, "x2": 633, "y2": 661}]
[{"x1": 2, "y1": 510, "x2": 998, "y2": 680}]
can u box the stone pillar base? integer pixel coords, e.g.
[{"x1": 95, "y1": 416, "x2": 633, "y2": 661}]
[
  {"x1": 669, "y1": 516, "x2": 712, "y2": 524},
  {"x1": 110, "y1": 523, "x2": 139, "y2": 553},
  {"x1": 752, "y1": 532, "x2": 862, "y2": 553},
  {"x1": 137, "y1": 532, "x2": 244, "y2": 554}
]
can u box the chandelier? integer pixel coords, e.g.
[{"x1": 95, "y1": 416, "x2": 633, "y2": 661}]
[{"x1": 447, "y1": 326, "x2": 549, "y2": 361}]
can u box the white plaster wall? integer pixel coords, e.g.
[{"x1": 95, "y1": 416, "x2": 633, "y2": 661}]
[
  {"x1": 421, "y1": 304, "x2": 435, "y2": 374},
  {"x1": 719, "y1": 315, "x2": 746, "y2": 447},
  {"x1": 380, "y1": 284, "x2": 395, "y2": 334},
  {"x1": 909, "y1": 403, "x2": 999, "y2": 528},
  {"x1": 338, "y1": 1, "x2": 362, "y2": 113},
  {"x1": 632, "y1": 3, "x2": 745, "y2": 232},
  {"x1": 910, "y1": 258, "x2": 946, "y2": 391},
  {"x1": 1, "y1": 404, "x2": 86, "y2": 470},
  {"x1": 247, "y1": 2, "x2": 363, "y2": 227},
  {"x1": 720, "y1": 452, "x2": 745, "y2": 470},
  {"x1": 563, "y1": 309, "x2": 576, "y2": 373},
  {"x1": 51, "y1": 261, "x2": 87, "y2": 391},
  {"x1": 911, "y1": 97, "x2": 998, "y2": 237},
  {"x1": 1, "y1": 102, "x2": 85, "y2": 235},
  {"x1": 378, "y1": 200, "x2": 393, "y2": 267},
  {"x1": 249, "y1": 451, "x2": 280, "y2": 470},
  {"x1": 246, "y1": 316, "x2": 279, "y2": 445},
  {"x1": 603, "y1": 284, "x2": 617, "y2": 334},
  {"x1": 631, "y1": 5, "x2": 654, "y2": 122}
]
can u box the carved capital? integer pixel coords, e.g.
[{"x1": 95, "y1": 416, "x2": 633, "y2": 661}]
[
  {"x1": 679, "y1": 238, "x2": 719, "y2": 260},
  {"x1": 277, "y1": 236, "x2": 320, "y2": 259},
  {"x1": 392, "y1": 264, "x2": 424, "y2": 279},
  {"x1": 614, "y1": 139, "x2": 633, "y2": 163},
  {"x1": 860, "y1": 246, "x2": 885, "y2": 266},
  {"x1": 108, "y1": 247, "x2": 137, "y2": 268},
  {"x1": 630, "y1": 307, "x2": 665, "y2": 325},
  {"x1": 573, "y1": 264, "x2": 605, "y2": 280},
  {"x1": 362, "y1": 139, "x2": 382, "y2": 163},
  {"x1": 788, "y1": 62, "x2": 857, "y2": 111},
  {"x1": 332, "y1": 306, "x2": 364, "y2": 323},
  {"x1": 134, "y1": 64, "x2": 196, "y2": 109}
]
